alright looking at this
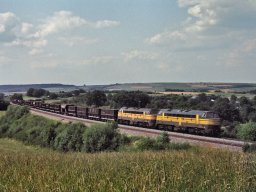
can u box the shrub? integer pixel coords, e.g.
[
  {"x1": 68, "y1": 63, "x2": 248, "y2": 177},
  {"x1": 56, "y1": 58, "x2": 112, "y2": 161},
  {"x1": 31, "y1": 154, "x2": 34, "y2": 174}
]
[
  {"x1": 83, "y1": 123, "x2": 122, "y2": 153},
  {"x1": 167, "y1": 142, "x2": 191, "y2": 150},
  {"x1": 237, "y1": 122, "x2": 256, "y2": 141},
  {"x1": 242, "y1": 143, "x2": 256, "y2": 153},
  {"x1": 54, "y1": 123, "x2": 86, "y2": 152},
  {"x1": 134, "y1": 137, "x2": 155, "y2": 151}
]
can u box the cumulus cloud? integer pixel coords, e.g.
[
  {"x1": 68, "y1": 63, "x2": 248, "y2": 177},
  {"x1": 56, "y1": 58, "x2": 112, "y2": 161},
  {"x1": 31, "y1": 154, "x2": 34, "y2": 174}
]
[
  {"x1": 58, "y1": 36, "x2": 99, "y2": 47},
  {"x1": 147, "y1": 0, "x2": 256, "y2": 48},
  {"x1": 94, "y1": 20, "x2": 120, "y2": 28},
  {"x1": 34, "y1": 11, "x2": 88, "y2": 38},
  {"x1": 0, "y1": 10, "x2": 120, "y2": 55},
  {"x1": 122, "y1": 50, "x2": 159, "y2": 62},
  {"x1": 0, "y1": 12, "x2": 17, "y2": 33},
  {"x1": 34, "y1": 11, "x2": 120, "y2": 38},
  {"x1": 81, "y1": 56, "x2": 116, "y2": 65}
]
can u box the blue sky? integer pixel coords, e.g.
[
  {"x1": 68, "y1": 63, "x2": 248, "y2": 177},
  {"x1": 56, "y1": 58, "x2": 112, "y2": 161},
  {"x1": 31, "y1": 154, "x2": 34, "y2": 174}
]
[{"x1": 0, "y1": 0, "x2": 256, "y2": 85}]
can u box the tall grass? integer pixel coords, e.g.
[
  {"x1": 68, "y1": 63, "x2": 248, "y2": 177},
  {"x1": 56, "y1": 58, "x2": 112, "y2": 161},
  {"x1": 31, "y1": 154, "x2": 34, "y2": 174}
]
[{"x1": 0, "y1": 139, "x2": 255, "y2": 191}]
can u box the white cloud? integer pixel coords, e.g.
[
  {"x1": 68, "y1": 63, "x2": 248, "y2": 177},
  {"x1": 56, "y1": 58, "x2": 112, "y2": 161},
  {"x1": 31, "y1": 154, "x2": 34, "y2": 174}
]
[
  {"x1": 0, "y1": 12, "x2": 17, "y2": 33},
  {"x1": 34, "y1": 11, "x2": 88, "y2": 38},
  {"x1": 34, "y1": 11, "x2": 120, "y2": 38},
  {"x1": 94, "y1": 20, "x2": 120, "y2": 28},
  {"x1": 58, "y1": 36, "x2": 99, "y2": 47},
  {"x1": 81, "y1": 56, "x2": 116, "y2": 65},
  {"x1": 20, "y1": 23, "x2": 33, "y2": 34},
  {"x1": 29, "y1": 48, "x2": 44, "y2": 56},
  {"x1": 122, "y1": 50, "x2": 159, "y2": 62},
  {"x1": 0, "y1": 10, "x2": 120, "y2": 55},
  {"x1": 147, "y1": 0, "x2": 256, "y2": 49}
]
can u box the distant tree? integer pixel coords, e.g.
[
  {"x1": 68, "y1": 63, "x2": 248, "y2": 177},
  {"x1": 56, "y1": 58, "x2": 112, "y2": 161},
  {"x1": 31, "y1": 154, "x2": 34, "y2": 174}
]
[
  {"x1": 0, "y1": 100, "x2": 9, "y2": 110},
  {"x1": 0, "y1": 93, "x2": 4, "y2": 100},
  {"x1": 239, "y1": 96, "x2": 251, "y2": 106},
  {"x1": 212, "y1": 97, "x2": 240, "y2": 122},
  {"x1": 26, "y1": 88, "x2": 35, "y2": 97},
  {"x1": 49, "y1": 93, "x2": 58, "y2": 99},
  {"x1": 197, "y1": 93, "x2": 208, "y2": 102},
  {"x1": 112, "y1": 91, "x2": 150, "y2": 108},
  {"x1": 230, "y1": 95, "x2": 237, "y2": 104},
  {"x1": 10, "y1": 93, "x2": 23, "y2": 101},
  {"x1": 86, "y1": 90, "x2": 107, "y2": 107}
]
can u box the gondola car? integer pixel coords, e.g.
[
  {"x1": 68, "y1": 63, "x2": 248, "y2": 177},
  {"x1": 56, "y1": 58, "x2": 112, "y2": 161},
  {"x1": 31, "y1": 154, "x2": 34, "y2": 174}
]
[
  {"x1": 101, "y1": 109, "x2": 118, "y2": 121},
  {"x1": 88, "y1": 108, "x2": 101, "y2": 120},
  {"x1": 156, "y1": 109, "x2": 221, "y2": 135},
  {"x1": 118, "y1": 107, "x2": 157, "y2": 127},
  {"x1": 77, "y1": 106, "x2": 88, "y2": 119},
  {"x1": 61, "y1": 104, "x2": 77, "y2": 116}
]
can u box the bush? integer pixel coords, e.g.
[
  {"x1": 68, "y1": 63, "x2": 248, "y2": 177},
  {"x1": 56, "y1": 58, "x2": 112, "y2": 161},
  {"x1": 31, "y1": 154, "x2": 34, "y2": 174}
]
[
  {"x1": 135, "y1": 137, "x2": 155, "y2": 151},
  {"x1": 83, "y1": 123, "x2": 122, "y2": 153},
  {"x1": 167, "y1": 142, "x2": 191, "y2": 150},
  {"x1": 242, "y1": 143, "x2": 256, "y2": 153},
  {"x1": 54, "y1": 123, "x2": 86, "y2": 152},
  {"x1": 237, "y1": 122, "x2": 256, "y2": 141},
  {"x1": 0, "y1": 100, "x2": 9, "y2": 111}
]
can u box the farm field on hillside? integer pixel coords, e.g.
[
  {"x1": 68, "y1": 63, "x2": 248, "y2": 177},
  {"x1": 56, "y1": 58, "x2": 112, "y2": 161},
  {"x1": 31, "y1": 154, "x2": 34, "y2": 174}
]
[{"x1": 0, "y1": 138, "x2": 255, "y2": 191}]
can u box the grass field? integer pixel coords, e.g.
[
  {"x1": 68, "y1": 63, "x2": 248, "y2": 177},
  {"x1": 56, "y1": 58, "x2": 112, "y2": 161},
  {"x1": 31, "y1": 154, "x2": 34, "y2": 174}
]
[{"x1": 0, "y1": 138, "x2": 255, "y2": 191}]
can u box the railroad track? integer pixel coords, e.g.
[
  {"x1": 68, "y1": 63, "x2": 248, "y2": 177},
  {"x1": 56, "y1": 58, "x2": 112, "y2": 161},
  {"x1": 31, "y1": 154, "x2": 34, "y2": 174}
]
[{"x1": 29, "y1": 107, "x2": 251, "y2": 151}]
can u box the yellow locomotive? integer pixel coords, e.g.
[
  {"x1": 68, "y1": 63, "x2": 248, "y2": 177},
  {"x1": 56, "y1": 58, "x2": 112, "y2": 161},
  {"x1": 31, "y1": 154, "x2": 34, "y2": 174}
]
[
  {"x1": 118, "y1": 107, "x2": 157, "y2": 127},
  {"x1": 118, "y1": 107, "x2": 221, "y2": 135},
  {"x1": 156, "y1": 109, "x2": 221, "y2": 135}
]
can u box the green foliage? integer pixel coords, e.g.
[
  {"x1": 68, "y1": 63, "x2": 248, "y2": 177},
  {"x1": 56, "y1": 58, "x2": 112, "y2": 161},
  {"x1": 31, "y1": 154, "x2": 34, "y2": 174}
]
[
  {"x1": 237, "y1": 122, "x2": 256, "y2": 141},
  {"x1": 10, "y1": 93, "x2": 23, "y2": 101},
  {"x1": 27, "y1": 88, "x2": 49, "y2": 98},
  {"x1": 134, "y1": 132, "x2": 189, "y2": 151},
  {"x1": 112, "y1": 91, "x2": 150, "y2": 108},
  {"x1": 243, "y1": 143, "x2": 256, "y2": 153},
  {"x1": 135, "y1": 137, "x2": 155, "y2": 151},
  {"x1": 83, "y1": 123, "x2": 122, "y2": 152},
  {"x1": 86, "y1": 90, "x2": 107, "y2": 107},
  {"x1": 54, "y1": 123, "x2": 86, "y2": 152},
  {"x1": 49, "y1": 92, "x2": 58, "y2": 99},
  {"x1": 0, "y1": 100, "x2": 9, "y2": 111},
  {"x1": 212, "y1": 97, "x2": 240, "y2": 122}
]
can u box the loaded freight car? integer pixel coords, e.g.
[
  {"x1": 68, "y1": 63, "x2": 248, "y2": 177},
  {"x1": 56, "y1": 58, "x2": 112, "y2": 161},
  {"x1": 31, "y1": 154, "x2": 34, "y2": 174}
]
[
  {"x1": 48, "y1": 104, "x2": 61, "y2": 113},
  {"x1": 118, "y1": 107, "x2": 158, "y2": 127},
  {"x1": 88, "y1": 108, "x2": 101, "y2": 120},
  {"x1": 77, "y1": 107, "x2": 88, "y2": 119},
  {"x1": 33, "y1": 100, "x2": 43, "y2": 109},
  {"x1": 156, "y1": 109, "x2": 221, "y2": 135},
  {"x1": 101, "y1": 109, "x2": 118, "y2": 121},
  {"x1": 61, "y1": 104, "x2": 77, "y2": 116},
  {"x1": 40, "y1": 103, "x2": 50, "y2": 111}
]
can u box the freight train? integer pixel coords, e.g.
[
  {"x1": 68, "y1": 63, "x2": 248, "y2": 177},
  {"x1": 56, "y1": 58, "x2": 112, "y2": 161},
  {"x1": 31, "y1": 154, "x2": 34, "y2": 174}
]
[{"x1": 12, "y1": 99, "x2": 221, "y2": 136}]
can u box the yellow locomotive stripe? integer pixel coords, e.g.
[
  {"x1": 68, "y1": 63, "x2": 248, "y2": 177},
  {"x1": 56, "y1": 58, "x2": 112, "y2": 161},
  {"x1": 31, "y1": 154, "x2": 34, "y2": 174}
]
[
  {"x1": 118, "y1": 112, "x2": 156, "y2": 120},
  {"x1": 156, "y1": 115, "x2": 220, "y2": 126}
]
